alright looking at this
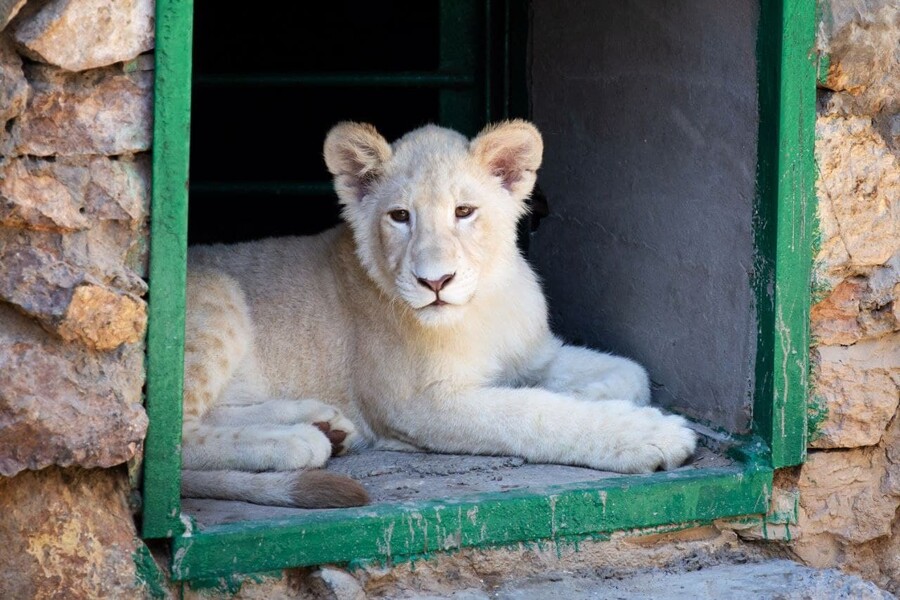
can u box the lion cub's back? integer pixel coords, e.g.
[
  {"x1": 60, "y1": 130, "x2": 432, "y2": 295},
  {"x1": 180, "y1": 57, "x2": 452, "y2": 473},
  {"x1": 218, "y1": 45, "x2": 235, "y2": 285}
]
[{"x1": 187, "y1": 227, "x2": 354, "y2": 404}]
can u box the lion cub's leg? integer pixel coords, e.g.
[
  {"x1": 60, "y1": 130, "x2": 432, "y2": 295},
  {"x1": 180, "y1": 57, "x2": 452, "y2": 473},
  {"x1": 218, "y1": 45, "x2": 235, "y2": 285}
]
[
  {"x1": 183, "y1": 271, "x2": 250, "y2": 425},
  {"x1": 182, "y1": 270, "x2": 335, "y2": 471},
  {"x1": 537, "y1": 340, "x2": 652, "y2": 405},
  {"x1": 395, "y1": 387, "x2": 696, "y2": 473},
  {"x1": 204, "y1": 399, "x2": 362, "y2": 455}
]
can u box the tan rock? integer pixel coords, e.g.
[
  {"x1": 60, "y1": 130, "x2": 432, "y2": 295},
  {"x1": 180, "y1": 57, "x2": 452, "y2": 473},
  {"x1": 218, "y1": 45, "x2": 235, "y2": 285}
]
[
  {"x1": 792, "y1": 412, "x2": 900, "y2": 592},
  {"x1": 797, "y1": 447, "x2": 900, "y2": 545},
  {"x1": 0, "y1": 154, "x2": 149, "y2": 230},
  {"x1": 894, "y1": 283, "x2": 900, "y2": 324},
  {"x1": 0, "y1": 239, "x2": 148, "y2": 349},
  {"x1": 0, "y1": 33, "x2": 28, "y2": 130},
  {"x1": 857, "y1": 256, "x2": 900, "y2": 339},
  {"x1": 0, "y1": 155, "x2": 150, "y2": 313},
  {"x1": 811, "y1": 271, "x2": 900, "y2": 346},
  {"x1": 0, "y1": 242, "x2": 85, "y2": 322},
  {"x1": 0, "y1": 0, "x2": 26, "y2": 31},
  {"x1": 58, "y1": 283, "x2": 146, "y2": 350},
  {"x1": 0, "y1": 159, "x2": 91, "y2": 231},
  {"x1": 2, "y1": 61, "x2": 153, "y2": 157},
  {"x1": 817, "y1": 0, "x2": 900, "y2": 117},
  {"x1": 13, "y1": 0, "x2": 154, "y2": 71},
  {"x1": 810, "y1": 334, "x2": 900, "y2": 448},
  {"x1": 815, "y1": 114, "x2": 900, "y2": 287},
  {"x1": 0, "y1": 303, "x2": 147, "y2": 476},
  {"x1": 0, "y1": 467, "x2": 144, "y2": 599},
  {"x1": 311, "y1": 567, "x2": 367, "y2": 600},
  {"x1": 845, "y1": 531, "x2": 900, "y2": 596},
  {"x1": 811, "y1": 278, "x2": 866, "y2": 345}
]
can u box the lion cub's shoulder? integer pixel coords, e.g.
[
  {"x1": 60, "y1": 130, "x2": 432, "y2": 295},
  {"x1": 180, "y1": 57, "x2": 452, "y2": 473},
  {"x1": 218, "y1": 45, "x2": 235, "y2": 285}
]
[{"x1": 187, "y1": 227, "x2": 353, "y2": 295}]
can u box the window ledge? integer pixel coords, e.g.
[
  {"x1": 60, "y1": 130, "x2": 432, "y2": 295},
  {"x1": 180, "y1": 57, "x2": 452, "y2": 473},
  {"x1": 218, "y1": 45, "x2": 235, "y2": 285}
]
[{"x1": 169, "y1": 442, "x2": 772, "y2": 581}]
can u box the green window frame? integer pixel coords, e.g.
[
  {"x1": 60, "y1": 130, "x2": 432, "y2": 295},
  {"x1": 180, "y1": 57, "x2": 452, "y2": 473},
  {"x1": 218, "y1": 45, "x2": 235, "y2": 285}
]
[{"x1": 143, "y1": 0, "x2": 817, "y2": 581}]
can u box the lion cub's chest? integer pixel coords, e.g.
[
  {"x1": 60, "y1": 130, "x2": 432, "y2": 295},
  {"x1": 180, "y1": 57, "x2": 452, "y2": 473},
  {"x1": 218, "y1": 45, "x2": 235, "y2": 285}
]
[{"x1": 354, "y1": 286, "x2": 549, "y2": 402}]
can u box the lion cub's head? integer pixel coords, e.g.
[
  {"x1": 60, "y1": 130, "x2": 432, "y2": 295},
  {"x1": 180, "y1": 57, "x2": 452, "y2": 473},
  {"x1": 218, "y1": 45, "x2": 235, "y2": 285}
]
[{"x1": 324, "y1": 121, "x2": 543, "y2": 327}]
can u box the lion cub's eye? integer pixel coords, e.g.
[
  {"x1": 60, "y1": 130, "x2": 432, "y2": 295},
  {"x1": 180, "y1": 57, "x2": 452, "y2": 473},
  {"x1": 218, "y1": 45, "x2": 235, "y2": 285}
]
[
  {"x1": 389, "y1": 209, "x2": 410, "y2": 223},
  {"x1": 455, "y1": 205, "x2": 476, "y2": 219}
]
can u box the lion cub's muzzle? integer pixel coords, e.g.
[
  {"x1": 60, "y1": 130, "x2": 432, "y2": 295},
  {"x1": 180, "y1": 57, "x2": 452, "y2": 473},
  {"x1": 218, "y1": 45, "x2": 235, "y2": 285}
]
[{"x1": 416, "y1": 272, "x2": 455, "y2": 306}]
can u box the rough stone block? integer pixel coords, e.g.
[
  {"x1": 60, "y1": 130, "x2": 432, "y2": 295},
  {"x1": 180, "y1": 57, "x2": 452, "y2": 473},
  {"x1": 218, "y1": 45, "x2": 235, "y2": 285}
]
[
  {"x1": 793, "y1": 409, "x2": 900, "y2": 589},
  {"x1": 817, "y1": 0, "x2": 900, "y2": 117},
  {"x1": 0, "y1": 467, "x2": 144, "y2": 599},
  {"x1": 815, "y1": 113, "x2": 900, "y2": 288},
  {"x1": 1, "y1": 61, "x2": 153, "y2": 157},
  {"x1": 0, "y1": 0, "x2": 25, "y2": 31},
  {"x1": 0, "y1": 158, "x2": 91, "y2": 231},
  {"x1": 57, "y1": 283, "x2": 146, "y2": 350},
  {"x1": 0, "y1": 153, "x2": 149, "y2": 238},
  {"x1": 798, "y1": 448, "x2": 898, "y2": 545},
  {"x1": 0, "y1": 237, "x2": 147, "y2": 349},
  {"x1": 0, "y1": 303, "x2": 147, "y2": 476},
  {"x1": 0, "y1": 155, "x2": 150, "y2": 324},
  {"x1": 810, "y1": 334, "x2": 900, "y2": 449},
  {"x1": 811, "y1": 277, "x2": 868, "y2": 345},
  {"x1": 0, "y1": 33, "x2": 28, "y2": 130},
  {"x1": 811, "y1": 273, "x2": 900, "y2": 346},
  {"x1": 894, "y1": 283, "x2": 900, "y2": 324},
  {"x1": 12, "y1": 0, "x2": 154, "y2": 71}
]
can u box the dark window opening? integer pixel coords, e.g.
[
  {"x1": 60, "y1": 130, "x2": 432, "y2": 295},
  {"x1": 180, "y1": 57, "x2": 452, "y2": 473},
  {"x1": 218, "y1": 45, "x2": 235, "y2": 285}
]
[{"x1": 183, "y1": 0, "x2": 762, "y2": 526}]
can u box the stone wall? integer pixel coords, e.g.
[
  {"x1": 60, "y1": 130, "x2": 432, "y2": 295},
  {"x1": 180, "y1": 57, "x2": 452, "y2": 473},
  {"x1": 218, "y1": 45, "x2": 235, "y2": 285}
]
[
  {"x1": 783, "y1": 0, "x2": 900, "y2": 591},
  {"x1": 0, "y1": 0, "x2": 155, "y2": 597}
]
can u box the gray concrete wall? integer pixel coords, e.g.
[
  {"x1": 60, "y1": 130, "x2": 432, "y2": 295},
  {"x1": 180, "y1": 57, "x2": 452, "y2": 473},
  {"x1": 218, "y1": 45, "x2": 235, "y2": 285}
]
[{"x1": 529, "y1": 0, "x2": 760, "y2": 433}]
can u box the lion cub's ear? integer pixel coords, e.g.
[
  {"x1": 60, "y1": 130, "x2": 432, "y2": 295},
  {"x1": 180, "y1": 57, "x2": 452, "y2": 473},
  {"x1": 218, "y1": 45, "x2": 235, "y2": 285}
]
[
  {"x1": 470, "y1": 120, "x2": 543, "y2": 199},
  {"x1": 324, "y1": 122, "x2": 393, "y2": 204}
]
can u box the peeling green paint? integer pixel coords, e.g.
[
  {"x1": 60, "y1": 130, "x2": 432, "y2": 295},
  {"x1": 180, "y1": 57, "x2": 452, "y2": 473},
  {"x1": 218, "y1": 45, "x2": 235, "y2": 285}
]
[
  {"x1": 810, "y1": 271, "x2": 832, "y2": 306},
  {"x1": 809, "y1": 121, "x2": 827, "y2": 309},
  {"x1": 133, "y1": 544, "x2": 170, "y2": 599},
  {"x1": 816, "y1": 53, "x2": 831, "y2": 87},
  {"x1": 807, "y1": 394, "x2": 829, "y2": 442},
  {"x1": 169, "y1": 461, "x2": 772, "y2": 581},
  {"x1": 187, "y1": 571, "x2": 282, "y2": 594},
  {"x1": 143, "y1": 0, "x2": 193, "y2": 540},
  {"x1": 753, "y1": 0, "x2": 817, "y2": 469}
]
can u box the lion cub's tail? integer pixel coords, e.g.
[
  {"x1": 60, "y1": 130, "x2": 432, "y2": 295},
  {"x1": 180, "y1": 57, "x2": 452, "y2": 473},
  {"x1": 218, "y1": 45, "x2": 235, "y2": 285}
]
[{"x1": 181, "y1": 469, "x2": 369, "y2": 508}]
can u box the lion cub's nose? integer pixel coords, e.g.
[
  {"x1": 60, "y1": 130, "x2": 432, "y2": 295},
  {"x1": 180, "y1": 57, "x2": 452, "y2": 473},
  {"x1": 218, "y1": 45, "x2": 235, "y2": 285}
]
[{"x1": 417, "y1": 273, "x2": 455, "y2": 293}]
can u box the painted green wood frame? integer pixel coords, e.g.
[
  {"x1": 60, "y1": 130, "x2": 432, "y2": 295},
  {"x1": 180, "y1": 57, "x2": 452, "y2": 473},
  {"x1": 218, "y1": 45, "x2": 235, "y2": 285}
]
[
  {"x1": 172, "y1": 450, "x2": 772, "y2": 580},
  {"x1": 753, "y1": 0, "x2": 817, "y2": 468},
  {"x1": 143, "y1": 0, "x2": 192, "y2": 539},
  {"x1": 143, "y1": 0, "x2": 817, "y2": 580}
]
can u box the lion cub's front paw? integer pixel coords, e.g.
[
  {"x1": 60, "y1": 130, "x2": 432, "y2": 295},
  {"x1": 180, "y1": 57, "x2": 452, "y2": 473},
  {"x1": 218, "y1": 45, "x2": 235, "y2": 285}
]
[
  {"x1": 306, "y1": 405, "x2": 361, "y2": 456},
  {"x1": 621, "y1": 409, "x2": 698, "y2": 473}
]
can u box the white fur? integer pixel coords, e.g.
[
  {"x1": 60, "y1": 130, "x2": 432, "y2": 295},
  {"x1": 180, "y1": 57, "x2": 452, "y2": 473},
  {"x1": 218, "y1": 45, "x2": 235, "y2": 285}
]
[
  {"x1": 182, "y1": 470, "x2": 301, "y2": 506},
  {"x1": 182, "y1": 121, "x2": 697, "y2": 506}
]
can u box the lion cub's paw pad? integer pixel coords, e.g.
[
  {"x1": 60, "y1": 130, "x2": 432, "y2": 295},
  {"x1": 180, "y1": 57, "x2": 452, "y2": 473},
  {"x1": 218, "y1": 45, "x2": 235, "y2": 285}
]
[
  {"x1": 307, "y1": 408, "x2": 359, "y2": 455},
  {"x1": 313, "y1": 421, "x2": 350, "y2": 456}
]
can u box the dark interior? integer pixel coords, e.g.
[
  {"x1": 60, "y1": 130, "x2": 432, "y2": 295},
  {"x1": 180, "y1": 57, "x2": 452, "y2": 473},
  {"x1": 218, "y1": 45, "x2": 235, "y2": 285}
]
[
  {"x1": 188, "y1": 0, "x2": 519, "y2": 244},
  {"x1": 189, "y1": 2, "x2": 440, "y2": 243},
  {"x1": 529, "y1": 0, "x2": 760, "y2": 432},
  {"x1": 187, "y1": 0, "x2": 759, "y2": 459}
]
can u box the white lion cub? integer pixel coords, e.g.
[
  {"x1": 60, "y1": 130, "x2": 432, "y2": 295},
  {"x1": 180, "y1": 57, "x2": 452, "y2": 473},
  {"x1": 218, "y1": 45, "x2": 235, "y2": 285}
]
[{"x1": 181, "y1": 120, "x2": 697, "y2": 508}]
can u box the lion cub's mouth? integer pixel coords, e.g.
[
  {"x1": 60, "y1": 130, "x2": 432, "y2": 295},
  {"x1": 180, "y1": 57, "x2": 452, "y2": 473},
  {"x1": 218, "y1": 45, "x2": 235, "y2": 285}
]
[{"x1": 429, "y1": 298, "x2": 448, "y2": 307}]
